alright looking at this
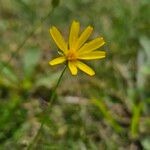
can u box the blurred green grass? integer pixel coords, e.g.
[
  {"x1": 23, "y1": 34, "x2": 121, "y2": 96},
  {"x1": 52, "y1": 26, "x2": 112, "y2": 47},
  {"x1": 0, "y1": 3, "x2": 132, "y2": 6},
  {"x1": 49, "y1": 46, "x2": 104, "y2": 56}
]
[{"x1": 0, "y1": 0, "x2": 150, "y2": 149}]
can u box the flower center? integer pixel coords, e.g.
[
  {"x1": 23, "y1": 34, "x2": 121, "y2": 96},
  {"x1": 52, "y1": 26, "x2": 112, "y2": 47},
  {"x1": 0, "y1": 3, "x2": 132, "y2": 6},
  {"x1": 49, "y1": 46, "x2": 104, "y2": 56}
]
[{"x1": 67, "y1": 50, "x2": 77, "y2": 61}]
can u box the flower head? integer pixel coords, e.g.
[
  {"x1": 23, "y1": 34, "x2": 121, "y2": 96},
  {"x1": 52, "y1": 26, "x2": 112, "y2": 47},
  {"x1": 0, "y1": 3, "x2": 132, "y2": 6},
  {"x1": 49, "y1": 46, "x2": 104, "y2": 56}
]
[{"x1": 49, "y1": 20, "x2": 106, "y2": 76}]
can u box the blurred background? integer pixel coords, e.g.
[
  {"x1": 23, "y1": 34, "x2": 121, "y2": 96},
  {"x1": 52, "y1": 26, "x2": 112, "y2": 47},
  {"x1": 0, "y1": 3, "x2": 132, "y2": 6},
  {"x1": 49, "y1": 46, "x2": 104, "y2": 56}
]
[{"x1": 0, "y1": 0, "x2": 150, "y2": 149}]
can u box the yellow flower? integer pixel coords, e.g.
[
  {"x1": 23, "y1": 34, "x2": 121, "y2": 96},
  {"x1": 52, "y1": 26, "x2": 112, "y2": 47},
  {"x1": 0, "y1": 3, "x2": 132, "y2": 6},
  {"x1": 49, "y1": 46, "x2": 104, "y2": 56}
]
[{"x1": 49, "y1": 20, "x2": 106, "y2": 76}]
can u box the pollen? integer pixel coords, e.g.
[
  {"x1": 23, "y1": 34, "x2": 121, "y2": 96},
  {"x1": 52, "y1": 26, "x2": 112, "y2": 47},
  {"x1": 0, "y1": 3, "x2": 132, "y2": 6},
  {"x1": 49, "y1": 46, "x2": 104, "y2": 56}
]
[{"x1": 67, "y1": 50, "x2": 77, "y2": 61}]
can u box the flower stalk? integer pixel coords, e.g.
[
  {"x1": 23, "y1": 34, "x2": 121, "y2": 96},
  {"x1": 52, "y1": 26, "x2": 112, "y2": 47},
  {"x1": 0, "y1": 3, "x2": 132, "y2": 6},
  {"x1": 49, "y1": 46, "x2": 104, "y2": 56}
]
[{"x1": 27, "y1": 65, "x2": 67, "y2": 150}]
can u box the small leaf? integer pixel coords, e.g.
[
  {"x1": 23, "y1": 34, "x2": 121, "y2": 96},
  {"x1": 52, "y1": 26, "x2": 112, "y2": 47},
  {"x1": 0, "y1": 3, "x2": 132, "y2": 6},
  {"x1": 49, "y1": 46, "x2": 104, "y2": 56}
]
[
  {"x1": 141, "y1": 137, "x2": 150, "y2": 150},
  {"x1": 130, "y1": 102, "x2": 143, "y2": 139},
  {"x1": 22, "y1": 47, "x2": 41, "y2": 78}
]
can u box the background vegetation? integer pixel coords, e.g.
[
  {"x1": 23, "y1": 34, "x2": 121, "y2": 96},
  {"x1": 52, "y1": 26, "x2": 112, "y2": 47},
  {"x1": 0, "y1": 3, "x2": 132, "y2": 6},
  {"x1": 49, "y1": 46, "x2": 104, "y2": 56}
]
[{"x1": 0, "y1": 0, "x2": 150, "y2": 149}]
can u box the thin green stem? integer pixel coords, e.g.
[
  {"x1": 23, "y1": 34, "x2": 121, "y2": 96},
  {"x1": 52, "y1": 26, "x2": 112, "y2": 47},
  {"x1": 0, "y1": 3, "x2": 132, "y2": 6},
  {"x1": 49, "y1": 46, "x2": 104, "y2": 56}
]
[
  {"x1": 49, "y1": 65, "x2": 67, "y2": 106},
  {"x1": 27, "y1": 66, "x2": 67, "y2": 150}
]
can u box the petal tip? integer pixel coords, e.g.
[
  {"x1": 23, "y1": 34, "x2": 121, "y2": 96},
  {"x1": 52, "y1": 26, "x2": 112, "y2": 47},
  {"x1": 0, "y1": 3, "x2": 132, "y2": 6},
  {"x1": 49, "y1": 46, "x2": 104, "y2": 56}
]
[
  {"x1": 49, "y1": 26, "x2": 54, "y2": 30},
  {"x1": 48, "y1": 61, "x2": 53, "y2": 66},
  {"x1": 88, "y1": 26, "x2": 93, "y2": 31},
  {"x1": 72, "y1": 20, "x2": 79, "y2": 24},
  {"x1": 49, "y1": 26, "x2": 57, "y2": 34},
  {"x1": 70, "y1": 70, "x2": 78, "y2": 76},
  {"x1": 71, "y1": 73, "x2": 77, "y2": 76},
  {"x1": 103, "y1": 51, "x2": 106, "y2": 57},
  {"x1": 49, "y1": 27, "x2": 54, "y2": 34},
  {"x1": 90, "y1": 72, "x2": 95, "y2": 76},
  {"x1": 99, "y1": 37, "x2": 106, "y2": 45}
]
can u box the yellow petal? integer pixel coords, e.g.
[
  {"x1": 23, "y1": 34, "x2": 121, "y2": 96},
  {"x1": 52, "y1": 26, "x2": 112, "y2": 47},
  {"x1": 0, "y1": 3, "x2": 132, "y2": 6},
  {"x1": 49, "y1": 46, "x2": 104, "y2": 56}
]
[
  {"x1": 50, "y1": 26, "x2": 68, "y2": 54},
  {"x1": 76, "y1": 61, "x2": 95, "y2": 76},
  {"x1": 76, "y1": 26, "x2": 93, "y2": 49},
  {"x1": 49, "y1": 56, "x2": 66, "y2": 65},
  {"x1": 69, "y1": 20, "x2": 80, "y2": 50},
  {"x1": 78, "y1": 51, "x2": 106, "y2": 60},
  {"x1": 77, "y1": 37, "x2": 105, "y2": 54},
  {"x1": 68, "y1": 61, "x2": 78, "y2": 75}
]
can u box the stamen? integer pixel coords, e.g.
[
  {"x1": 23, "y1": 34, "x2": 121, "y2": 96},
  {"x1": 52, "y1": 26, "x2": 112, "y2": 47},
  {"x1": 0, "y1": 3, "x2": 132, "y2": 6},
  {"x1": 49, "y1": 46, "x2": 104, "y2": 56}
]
[{"x1": 67, "y1": 51, "x2": 77, "y2": 61}]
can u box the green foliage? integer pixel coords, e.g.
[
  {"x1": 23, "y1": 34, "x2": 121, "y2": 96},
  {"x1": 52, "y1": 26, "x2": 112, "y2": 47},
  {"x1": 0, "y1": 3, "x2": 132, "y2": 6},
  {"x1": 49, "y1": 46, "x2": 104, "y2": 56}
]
[
  {"x1": 0, "y1": 0, "x2": 149, "y2": 149},
  {"x1": 130, "y1": 102, "x2": 143, "y2": 139},
  {"x1": 22, "y1": 47, "x2": 42, "y2": 78},
  {"x1": 92, "y1": 98, "x2": 123, "y2": 133},
  {"x1": 141, "y1": 137, "x2": 150, "y2": 150},
  {"x1": 0, "y1": 96, "x2": 27, "y2": 144},
  {"x1": 51, "y1": 0, "x2": 60, "y2": 8}
]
